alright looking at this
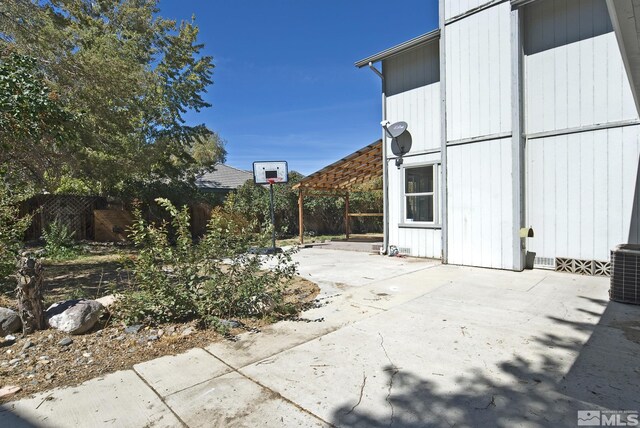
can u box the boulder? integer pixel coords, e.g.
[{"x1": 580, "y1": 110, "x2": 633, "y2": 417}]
[
  {"x1": 95, "y1": 294, "x2": 119, "y2": 311},
  {"x1": 0, "y1": 308, "x2": 22, "y2": 336},
  {"x1": 46, "y1": 300, "x2": 104, "y2": 335}
]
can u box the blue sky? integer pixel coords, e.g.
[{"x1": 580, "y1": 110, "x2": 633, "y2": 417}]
[{"x1": 159, "y1": 1, "x2": 439, "y2": 175}]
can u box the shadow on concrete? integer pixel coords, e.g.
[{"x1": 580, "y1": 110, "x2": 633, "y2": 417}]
[
  {"x1": 331, "y1": 298, "x2": 640, "y2": 427},
  {"x1": 0, "y1": 406, "x2": 39, "y2": 428}
]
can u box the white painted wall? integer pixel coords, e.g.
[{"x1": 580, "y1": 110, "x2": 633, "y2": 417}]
[
  {"x1": 524, "y1": 0, "x2": 640, "y2": 262},
  {"x1": 387, "y1": 153, "x2": 442, "y2": 258},
  {"x1": 383, "y1": 42, "x2": 442, "y2": 258},
  {"x1": 384, "y1": 43, "x2": 440, "y2": 153},
  {"x1": 524, "y1": 0, "x2": 637, "y2": 134},
  {"x1": 447, "y1": 139, "x2": 515, "y2": 268},
  {"x1": 527, "y1": 127, "x2": 640, "y2": 262},
  {"x1": 377, "y1": 0, "x2": 640, "y2": 270},
  {"x1": 445, "y1": 1, "x2": 511, "y2": 142},
  {"x1": 443, "y1": 1, "x2": 516, "y2": 269},
  {"x1": 444, "y1": 0, "x2": 497, "y2": 22}
]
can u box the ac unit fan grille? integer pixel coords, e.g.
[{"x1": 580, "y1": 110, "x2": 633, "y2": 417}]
[{"x1": 610, "y1": 245, "x2": 640, "y2": 305}]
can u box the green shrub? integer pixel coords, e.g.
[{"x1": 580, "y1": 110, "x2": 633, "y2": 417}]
[
  {"x1": 115, "y1": 198, "x2": 297, "y2": 329},
  {"x1": 0, "y1": 178, "x2": 32, "y2": 286},
  {"x1": 42, "y1": 220, "x2": 79, "y2": 260}
]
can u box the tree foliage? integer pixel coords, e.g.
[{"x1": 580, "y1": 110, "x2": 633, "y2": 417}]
[
  {"x1": 190, "y1": 131, "x2": 227, "y2": 170},
  {"x1": 0, "y1": 175, "x2": 32, "y2": 286},
  {"x1": 0, "y1": 50, "x2": 78, "y2": 184},
  {"x1": 0, "y1": 0, "x2": 220, "y2": 197},
  {"x1": 225, "y1": 173, "x2": 383, "y2": 237}
]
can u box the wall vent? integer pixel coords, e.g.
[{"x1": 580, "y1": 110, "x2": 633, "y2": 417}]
[
  {"x1": 387, "y1": 245, "x2": 411, "y2": 256},
  {"x1": 555, "y1": 257, "x2": 611, "y2": 277},
  {"x1": 533, "y1": 256, "x2": 555, "y2": 269}
]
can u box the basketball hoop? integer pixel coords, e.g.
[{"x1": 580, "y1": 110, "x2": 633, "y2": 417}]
[
  {"x1": 252, "y1": 161, "x2": 288, "y2": 185},
  {"x1": 252, "y1": 160, "x2": 289, "y2": 252}
]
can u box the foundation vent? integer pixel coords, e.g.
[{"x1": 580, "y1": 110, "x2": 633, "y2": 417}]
[
  {"x1": 533, "y1": 256, "x2": 555, "y2": 270},
  {"x1": 555, "y1": 257, "x2": 611, "y2": 277}
]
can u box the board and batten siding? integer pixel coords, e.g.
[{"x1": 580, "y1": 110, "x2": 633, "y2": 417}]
[
  {"x1": 526, "y1": 126, "x2": 640, "y2": 261},
  {"x1": 383, "y1": 42, "x2": 440, "y2": 153},
  {"x1": 445, "y1": 1, "x2": 511, "y2": 142},
  {"x1": 447, "y1": 139, "x2": 515, "y2": 269},
  {"x1": 444, "y1": 0, "x2": 503, "y2": 22},
  {"x1": 524, "y1": 0, "x2": 637, "y2": 134},
  {"x1": 523, "y1": 0, "x2": 640, "y2": 263},
  {"x1": 444, "y1": 0, "x2": 515, "y2": 269},
  {"x1": 387, "y1": 153, "x2": 442, "y2": 258},
  {"x1": 383, "y1": 41, "x2": 442, "y2": 258}
]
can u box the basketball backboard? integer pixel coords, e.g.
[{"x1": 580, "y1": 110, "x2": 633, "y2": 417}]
[{"x1": 252, "y1": 161, "x2": 289, "y2": 184}]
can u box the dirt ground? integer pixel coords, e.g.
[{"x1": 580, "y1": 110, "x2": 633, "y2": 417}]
[{"x1": 0, "y1": 247, "x2": 320, "y2": 403}]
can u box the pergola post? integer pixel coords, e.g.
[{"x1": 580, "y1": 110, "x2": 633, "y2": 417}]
[
  {"x1": 298, "y1": 188, "x2": 304, "y2": 244},
  {"x1": 345, "y1": 193, "x2": 350, "y2": 240}
]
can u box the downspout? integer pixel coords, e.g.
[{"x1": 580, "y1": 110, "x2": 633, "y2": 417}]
[
  {"x1": 368, "y1": 61, "x2": 389, "y2": 254},
  {"x1": 439, "y1": 1, "x2": 448, "y2": 264}
]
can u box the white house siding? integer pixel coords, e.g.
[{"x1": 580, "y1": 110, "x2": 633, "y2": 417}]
[
  {"x1": 523, "y1": 0, "x2": 640, "y2": 263},
  {"x1": 444, "y1": 0, "x2": 501, "y2": 22},
  {"x1": 445, "y1": 1, "x2": 511, "y2": 142},
  {"x1": 524, "y1": 0, "x2": 637, "y2": 134},
  {"x1": 444, "y1": 0, "x2": 515, "y2": 269},
  {"x1": 387, "y1": 153, "x2": 442, "y2": 258},
  {"x1": 527, "y1": 126, "x2": 640, "y2": 262},
  {"x1": 384, "y1": 43, "x2": 440, "y2": 153},
  {"x1": 383, "y1": 42, "x2": 442, "y2": 258},
  {"x1": 447, "y1": 139, "x2": 515, "y2": 268}
]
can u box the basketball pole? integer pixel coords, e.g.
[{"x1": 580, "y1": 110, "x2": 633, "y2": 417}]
[{"x1": 269, "y1": 181, "x2": 276, "y2": 250}]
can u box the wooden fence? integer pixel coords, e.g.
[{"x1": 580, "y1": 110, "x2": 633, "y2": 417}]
[{"x1": 21, "y1": 195, "x2": 108, "y2": 241}]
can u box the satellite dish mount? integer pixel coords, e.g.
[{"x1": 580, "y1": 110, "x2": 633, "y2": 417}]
[{"x1": 382, "y1": 121, "x2": 412, "y2": 169}]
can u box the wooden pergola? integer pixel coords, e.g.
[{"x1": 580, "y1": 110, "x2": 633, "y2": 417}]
[{"x1": 293, "y1": 139, "x2": 383, "y2": 243}]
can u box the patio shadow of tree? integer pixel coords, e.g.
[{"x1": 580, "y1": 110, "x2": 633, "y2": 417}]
[{"x1": 331, "y1": 297, "x2": 640, "y2": 427}]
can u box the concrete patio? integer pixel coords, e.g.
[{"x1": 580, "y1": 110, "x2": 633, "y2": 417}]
[{"x1": 1, "y1": 248, "x2": 639, "y2": 427}]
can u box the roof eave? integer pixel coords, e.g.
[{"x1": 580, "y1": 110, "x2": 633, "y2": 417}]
[{"x1": 354, "y1": 29, "x2": 441, "y2": 68}]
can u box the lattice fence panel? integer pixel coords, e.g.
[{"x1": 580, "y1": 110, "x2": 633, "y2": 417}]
[{"x1": 27, "y1": 195, "x2": 107, "y2": 241}]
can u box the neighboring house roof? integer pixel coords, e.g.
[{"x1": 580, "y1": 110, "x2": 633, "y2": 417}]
[
  {"x1": 195, "y1": 164, "x2": 253, "y2": 192},
  {"x1": 354, "y1": 29, "x2": 440, "y2": 68}
]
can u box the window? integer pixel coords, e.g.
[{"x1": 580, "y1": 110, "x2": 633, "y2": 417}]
[{"x1": 404, "y1": 165, "x2": 436, "y2": 223}]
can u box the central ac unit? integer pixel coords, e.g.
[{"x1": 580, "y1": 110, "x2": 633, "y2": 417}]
[{"x1": 610, "y1": 244, "x2": 640, "y2": 305}]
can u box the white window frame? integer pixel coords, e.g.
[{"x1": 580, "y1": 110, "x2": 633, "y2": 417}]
[{"x1": 401, "y1": 162, "x2": 439, "y2": 226}]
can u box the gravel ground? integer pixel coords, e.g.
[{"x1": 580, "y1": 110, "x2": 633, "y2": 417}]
[{"x1": 0, "y1": 276, "x2": 320, "y2": 403}]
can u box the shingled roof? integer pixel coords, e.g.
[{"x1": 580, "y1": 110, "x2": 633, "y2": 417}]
[{"x1": 195, "y1": 164, "x2": 253, "y2": 192}]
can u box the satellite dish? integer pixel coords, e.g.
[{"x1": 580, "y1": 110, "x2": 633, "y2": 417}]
[
  {"x1": 385, "y1": 121, "x2": 408, "y2": 138},
  {"x1": 390, "y1": 131, "x2": 412, "y2": 157}
]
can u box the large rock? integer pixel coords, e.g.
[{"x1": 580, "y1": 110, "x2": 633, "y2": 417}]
[
  {"x1": 95, "y1": 294, "x2": 119, "y2": 311},
  {"x1": 0, "y1": 308, "x2": 22, "y2": 336},
  {"x1": 46, "y1": 299, "x2": 105, "y2": 335}
]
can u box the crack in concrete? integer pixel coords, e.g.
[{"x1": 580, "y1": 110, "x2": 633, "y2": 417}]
[
  {"x1": 346, "y1": 371, "x2": 367, "y2": 415},
  {"x1": 132, "y1": 369, "x2": 189, "y2": 428},
  {"x1": 202, "y1": 348, "x2": 335, "y2": 427},
  {"x1": 378, "y1": 333, "x2": 398, "y2": 427}
]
